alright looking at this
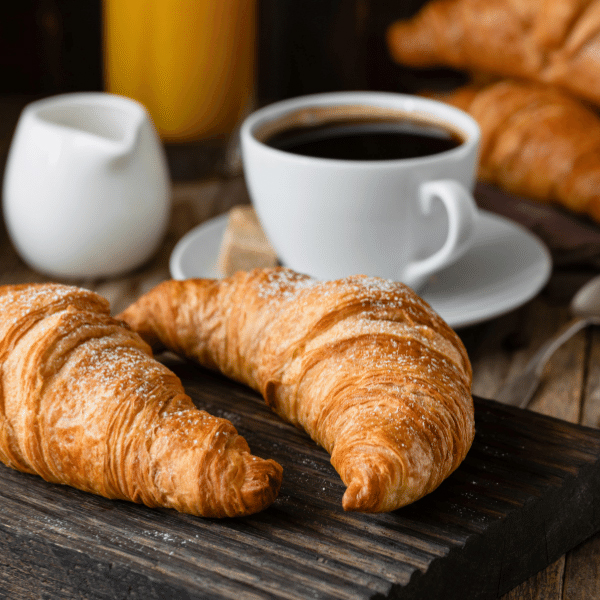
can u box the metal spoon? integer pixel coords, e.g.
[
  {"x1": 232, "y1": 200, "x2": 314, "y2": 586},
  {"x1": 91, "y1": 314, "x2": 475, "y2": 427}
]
[{"x1": 496, "y1": 274, "x2": 600, "y2": 408}]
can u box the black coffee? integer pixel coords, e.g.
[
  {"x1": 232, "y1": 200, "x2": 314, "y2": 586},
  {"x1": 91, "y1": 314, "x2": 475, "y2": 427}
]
[{"x1": 265, "y1": 118, "x2": 464, "y2": 161}]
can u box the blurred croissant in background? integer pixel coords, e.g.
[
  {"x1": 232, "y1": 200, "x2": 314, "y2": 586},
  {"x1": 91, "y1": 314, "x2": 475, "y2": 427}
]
[
  {"x1": 387, "y1": 0, "x2": 600, "y2": 224},
  {"x1": 428, "y1": 80, "x2": 600, "y2": 223},
  {"x1": 387, "y1": 0, "x2": 600, "y2": 108}
]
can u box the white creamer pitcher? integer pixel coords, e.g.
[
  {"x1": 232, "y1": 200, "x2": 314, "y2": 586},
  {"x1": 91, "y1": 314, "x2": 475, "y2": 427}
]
[{"x1": 2, "y1": 92, "x2": 171, "y2": 278}]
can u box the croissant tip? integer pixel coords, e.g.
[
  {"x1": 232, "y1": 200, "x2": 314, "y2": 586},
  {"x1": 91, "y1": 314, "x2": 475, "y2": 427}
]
[
  {"x1": 341, "y1": 479, "x2": 384, "y2": 513},
  {"x1": 239, "y1": 456, "x2": 283, "y2": 515}
]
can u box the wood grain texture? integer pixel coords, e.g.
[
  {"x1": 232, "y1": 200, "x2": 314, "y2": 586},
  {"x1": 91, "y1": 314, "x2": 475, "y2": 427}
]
[{"x1": 0, "y1": 357, "x2": 599, "y2": 600}]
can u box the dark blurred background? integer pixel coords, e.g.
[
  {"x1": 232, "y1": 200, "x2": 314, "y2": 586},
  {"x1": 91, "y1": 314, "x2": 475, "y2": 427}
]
[
  {"x1": 0, "y1": 0, "x2": 463, "y2": 102},
  {"x1": 256, "y1": 0, "x2": 466, "y2": 104},
  {"x1": 0, "y1": 0, "x2": 102, "y2": 95}
]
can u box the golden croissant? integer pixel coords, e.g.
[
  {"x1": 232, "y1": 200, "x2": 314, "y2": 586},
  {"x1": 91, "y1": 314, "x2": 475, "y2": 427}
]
[
  {"x1": 429, "y1": 79, "x2": 600, "y2": 223},
  {"x1": 387, "y1": 0, "x2": 600, "y2": 107},
  {"x1": 117, "y1": 268, "x2": 475, "y2": 513},
  {"x1": 0, "y1": 283, "x2": 282, "y2": 517}
]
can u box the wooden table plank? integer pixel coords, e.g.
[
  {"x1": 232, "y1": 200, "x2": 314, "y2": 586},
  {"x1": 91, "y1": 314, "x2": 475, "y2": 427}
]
[
  {"x1": 503, "y1": 559, "x2": 565, "y2": 600},
  {"x1": 564, "y1": 532, "x2": 600, "y2": 599},
  {"x1": 583, "y1": 328, "x2": 600, "y2": 429}
]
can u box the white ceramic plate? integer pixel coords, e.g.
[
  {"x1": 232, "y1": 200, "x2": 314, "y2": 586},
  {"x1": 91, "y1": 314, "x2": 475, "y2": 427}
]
[{"x1": 170, "y1": 210, "x2": 552, "y2": 329}]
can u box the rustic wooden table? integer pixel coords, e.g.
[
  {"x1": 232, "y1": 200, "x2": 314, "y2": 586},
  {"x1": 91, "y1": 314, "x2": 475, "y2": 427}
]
[{"x1": 0, "y1": 96, "x2": 599, "y2": 598}]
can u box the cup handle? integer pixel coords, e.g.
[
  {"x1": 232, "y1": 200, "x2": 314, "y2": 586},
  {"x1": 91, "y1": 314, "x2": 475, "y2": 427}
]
[{"x1": 402, "y1": 179, "x2": 478, "y2": 290}]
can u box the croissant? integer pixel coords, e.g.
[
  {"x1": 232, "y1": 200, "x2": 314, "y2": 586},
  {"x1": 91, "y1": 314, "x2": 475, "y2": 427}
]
[
  {"x1": 428, "y1": 79, "x2": 600, "y2": 223},
  {"x1": 0, "y1": 283, "x2": 282, "y2": 517},
  {"x1": 117, "y1": 268, "x2": 475, "y2": 513},
  {"x1": 387, "y1": 0, "x2": 600, "y2": 107}
]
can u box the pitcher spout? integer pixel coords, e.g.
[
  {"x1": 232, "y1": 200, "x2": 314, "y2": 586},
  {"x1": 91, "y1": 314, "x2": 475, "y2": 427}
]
[{"x1": 32, "y1": 92, "x2": 150, "y2": 164}]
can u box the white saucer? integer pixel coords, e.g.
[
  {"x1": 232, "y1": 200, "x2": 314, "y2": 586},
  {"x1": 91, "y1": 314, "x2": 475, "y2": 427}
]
[{"x1": 170, "y1": 210, "x2": 552, "y2": 329}]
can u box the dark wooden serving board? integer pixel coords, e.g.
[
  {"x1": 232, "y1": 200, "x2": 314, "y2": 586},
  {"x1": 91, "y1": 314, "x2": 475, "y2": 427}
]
[{"x1": 2, "y1": 357, "x2": 600, "y2": 600}]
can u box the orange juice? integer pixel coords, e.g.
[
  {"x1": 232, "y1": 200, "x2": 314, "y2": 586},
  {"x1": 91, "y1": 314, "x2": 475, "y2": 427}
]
[{"x1": 103, "y1": 0, "x2": 256, "y2": 142}]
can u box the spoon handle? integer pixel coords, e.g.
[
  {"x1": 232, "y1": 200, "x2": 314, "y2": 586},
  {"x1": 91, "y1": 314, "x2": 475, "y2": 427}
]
[{"x1": 496, "y1": 316, "x2": 600, "y2": 408}]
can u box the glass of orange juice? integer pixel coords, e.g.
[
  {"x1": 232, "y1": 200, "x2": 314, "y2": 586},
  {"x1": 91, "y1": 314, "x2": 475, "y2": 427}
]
[{"x1": 102, "y1": 0, "x2": 256, "y2": 147}]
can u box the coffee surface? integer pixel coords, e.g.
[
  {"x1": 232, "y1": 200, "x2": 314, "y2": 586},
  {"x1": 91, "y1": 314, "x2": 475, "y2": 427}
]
[{"x1": 265, "y1": 118, "x2": 463, "y2": 161}]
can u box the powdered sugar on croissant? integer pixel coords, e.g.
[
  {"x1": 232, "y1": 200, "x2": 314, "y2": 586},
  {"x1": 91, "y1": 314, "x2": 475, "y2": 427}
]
[
  {"x1": 118, "y1": 268, "x2": 475, "y2": 512},
  {"x1": 0, "y1": 283, "x2": 282, "y2": 517}
]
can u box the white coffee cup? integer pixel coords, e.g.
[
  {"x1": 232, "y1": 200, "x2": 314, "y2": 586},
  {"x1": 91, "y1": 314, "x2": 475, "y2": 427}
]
[
  {"x1": 2, "y1": 92, "x2": 171, "y2": 279},
  {"x1": 240, "y1": 91, "x2": 480, "y2": 290}
]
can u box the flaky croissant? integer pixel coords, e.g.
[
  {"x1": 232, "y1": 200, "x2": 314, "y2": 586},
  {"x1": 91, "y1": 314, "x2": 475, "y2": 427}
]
[
  {"x1": 428, "y1": 79, "x2": 600, "y2": 223},
  {"x1": 117, "y1": 268, "x2": 475, "y2": 513},
  {"x1": 387, "y1": 0, "x2": 600, "y2": 107},
  {"x1": 0, "y1": 283, "x2": 282, "y2": 517}
]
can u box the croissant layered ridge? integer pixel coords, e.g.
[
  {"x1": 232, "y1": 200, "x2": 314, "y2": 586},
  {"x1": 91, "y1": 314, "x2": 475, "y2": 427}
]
[
  {"x1": 118, "y1": 268, "x2": 475, "y2": 512},
  {"x1": 0, "y1": 283, "x2": 282, "y2": 517}
]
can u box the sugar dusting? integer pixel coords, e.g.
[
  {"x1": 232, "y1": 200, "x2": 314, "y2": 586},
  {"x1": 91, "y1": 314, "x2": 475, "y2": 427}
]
[
  {"x1": 0, "y1": 284, "x2": 108, "y2": 334},
  {"x1": 0, "y1": 283, "x2": 231, "y2": 441},
  {"x1": 254, "y1": 269, "x2": 442, "y2": 324}
]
